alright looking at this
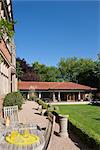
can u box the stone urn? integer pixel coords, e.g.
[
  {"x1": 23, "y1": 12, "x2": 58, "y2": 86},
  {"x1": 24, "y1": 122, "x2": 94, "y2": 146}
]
[{"x1": 59, "y1": 114, "x2": 69, "y2": 138}]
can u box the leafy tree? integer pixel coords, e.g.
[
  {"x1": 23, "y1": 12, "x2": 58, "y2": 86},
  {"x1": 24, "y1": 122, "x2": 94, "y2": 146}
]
[
  {"x1": 58, "y1": 57, "x2": 79, "y2": 82},
  {"x1": 94, "y1": 53, "x2": 100, "y2": 89},
  {"x1": 17, "y1": 54, "x2": 100, "y2": 89},
  {"x1": 16, "y1": 58, "x2": 40, "y2": 81},
  {"x1": 76, "y1": 58, "x2": 96, "y2": 87},
  {"x1": 16, "y1": 57, "x2": 29, "y2": 73},
  {"x1": 32, "y1": 61, "x2": 61, "y2": 82},
  {"x1": 58, "y1": 57, "x2": 96, "y2": 87},
  {"x1": 41, "y1": 66, "x2": 61, "y2": 82},
  {"x1": 16, "y1": 60, "x2": 23, "y2": 79},
  {"x1": 32, "y1": 61, "x2": 46, "y2": 81}
]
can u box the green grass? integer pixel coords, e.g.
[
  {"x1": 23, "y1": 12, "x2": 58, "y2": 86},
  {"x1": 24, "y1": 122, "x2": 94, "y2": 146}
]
[{"x1": 55, "y1": 104, "x2": 100, "y2": 144}]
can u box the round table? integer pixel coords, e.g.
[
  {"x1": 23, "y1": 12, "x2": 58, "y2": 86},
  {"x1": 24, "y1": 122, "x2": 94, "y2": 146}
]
[{"x1": 0, "y1": 122, "x2": 45, "y2": 150}]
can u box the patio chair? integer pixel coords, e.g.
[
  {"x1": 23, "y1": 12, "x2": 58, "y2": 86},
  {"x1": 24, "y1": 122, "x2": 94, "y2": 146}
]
[{"x1": 3, "y1": 105, "x2": 19, "y2": 125}]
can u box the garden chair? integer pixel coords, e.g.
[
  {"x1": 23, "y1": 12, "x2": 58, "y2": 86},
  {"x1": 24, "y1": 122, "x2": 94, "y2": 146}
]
[{"x1": 3, "y1": 105, "x2": 19, "y2": 125}]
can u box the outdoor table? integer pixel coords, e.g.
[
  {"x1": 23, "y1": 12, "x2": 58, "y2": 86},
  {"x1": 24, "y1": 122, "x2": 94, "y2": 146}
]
[{"x1": 0, "y1": 120, "x2": 45, "y2": 150}]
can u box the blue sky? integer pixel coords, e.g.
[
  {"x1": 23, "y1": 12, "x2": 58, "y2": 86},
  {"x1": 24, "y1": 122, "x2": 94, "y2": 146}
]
[{"x1": 13, "y1": 0, "x2": 100, "y2": 66}]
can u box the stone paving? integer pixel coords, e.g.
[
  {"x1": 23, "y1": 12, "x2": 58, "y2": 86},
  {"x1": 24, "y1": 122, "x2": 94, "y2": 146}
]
[{"x1": 19, "y1": 101, "x2": 91, "y2": 150}]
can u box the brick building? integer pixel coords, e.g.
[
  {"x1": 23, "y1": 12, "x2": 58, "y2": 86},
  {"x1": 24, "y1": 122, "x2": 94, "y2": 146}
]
[{"x1": 0, "y1": 0, "x2": 17, "y2": 108}]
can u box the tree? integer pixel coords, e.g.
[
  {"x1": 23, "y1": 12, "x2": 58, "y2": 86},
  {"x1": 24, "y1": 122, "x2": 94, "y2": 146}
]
[
  {"x1": 41, "y1": 66, "x2": 61, "y2": 82},
  {"x1": 17, "y1": 54, "x2": 100, "y2": 89},
  {"x1": 32, "y1": 61, "x2": 46, "y2": 81},
  {"x1": 32, "y1": 61, "x2": 61, "y2": 82},
  {"x1": 58, "y1": 57, "x2": 79, "y2": 82},
  {"x1": 16, "y1": 58, "x2": 40, "y2": 81},
  {"x1": 76, "y1": 58, "x2": 96, "y2": 87},
  {"x1": 58, "y1": 57, "x2": 96, "y2": 87},
  {"x1": 16, "y1": 60, "x2": 23, "y2": 79},
  {"x1": 94, "y1": 53, "x2": 100, "y2": 89}
]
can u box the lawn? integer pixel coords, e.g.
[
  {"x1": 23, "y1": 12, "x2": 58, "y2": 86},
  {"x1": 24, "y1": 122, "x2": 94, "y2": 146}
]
[{"x1": 55, "y1": 104, "x2": 100, "y2": 144}]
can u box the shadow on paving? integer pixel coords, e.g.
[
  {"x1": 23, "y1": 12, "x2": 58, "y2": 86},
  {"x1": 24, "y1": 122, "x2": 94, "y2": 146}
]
[{"x1": 34, "y1": 112, "x2": 41, "y2": 115}]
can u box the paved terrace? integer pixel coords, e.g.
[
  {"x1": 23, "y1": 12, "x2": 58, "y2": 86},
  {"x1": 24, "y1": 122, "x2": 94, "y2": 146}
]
[{"x1": 19, "y1": 101, "x2": 91, "y2": 150}]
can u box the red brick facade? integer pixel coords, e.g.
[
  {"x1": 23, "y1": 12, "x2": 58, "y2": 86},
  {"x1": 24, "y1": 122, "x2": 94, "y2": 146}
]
[{"x1": 0, "y1": 40, "x2": 11, "y2": 63}]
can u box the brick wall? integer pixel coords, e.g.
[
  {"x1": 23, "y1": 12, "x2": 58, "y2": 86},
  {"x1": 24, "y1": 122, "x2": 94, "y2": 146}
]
[{"x1": 0, "y1": 40, "x2": 11, "y2": 63}]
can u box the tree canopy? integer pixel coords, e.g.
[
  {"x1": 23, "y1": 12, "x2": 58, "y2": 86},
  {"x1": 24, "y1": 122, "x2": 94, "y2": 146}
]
[
  {"x1": 58, "y1": 57, "x2": 97, "y2": 87},
  {"x1": 16, "y1": 58, "x2": 40, "y2": 81},
  {"x1": 16, "y1": 53, "x2": 100, "y2": 89}
]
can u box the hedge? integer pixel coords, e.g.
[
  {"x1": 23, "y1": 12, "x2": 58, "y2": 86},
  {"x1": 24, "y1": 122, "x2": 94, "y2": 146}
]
[
  {"x1": 3, "y1": 92, "x2": 23, "y2": 110},
  {"x1": 35, "y1": 98, "x2": 59, "y2": 112},
  {"x1": 68, "y1": 121, "x2": 100, "y2": 150}
]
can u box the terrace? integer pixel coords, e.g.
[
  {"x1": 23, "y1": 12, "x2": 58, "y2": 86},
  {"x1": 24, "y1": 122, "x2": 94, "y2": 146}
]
[{"x1": 0, "y1": 100, "x2": 97, "y2": 150}]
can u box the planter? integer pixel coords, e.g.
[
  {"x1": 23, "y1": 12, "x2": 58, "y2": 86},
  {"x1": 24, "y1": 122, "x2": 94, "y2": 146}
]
[{"x1": 59, "y1": 114, "x2": 69, "y2": 138}]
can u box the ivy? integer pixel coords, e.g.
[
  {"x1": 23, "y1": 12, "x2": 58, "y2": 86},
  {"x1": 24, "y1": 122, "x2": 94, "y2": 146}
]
[
  {"x1": 0, "y1": 19, "x2": 15, "y2": 41},
  {"x1": 0, "y1": 54, "x2": 3, "y2": 64}
]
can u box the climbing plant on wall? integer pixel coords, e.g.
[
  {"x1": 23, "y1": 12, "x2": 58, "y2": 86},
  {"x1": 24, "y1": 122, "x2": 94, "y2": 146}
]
[
  {"x1": 0, "y1": 54, "x2": 3, "y2": 64},
  {"x1": 0, "y1": 19, "x2": 15, "y2": 42}
]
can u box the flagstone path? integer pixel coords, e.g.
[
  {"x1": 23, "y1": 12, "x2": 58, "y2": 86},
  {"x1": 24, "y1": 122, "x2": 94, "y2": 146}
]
[{"x1": 18, "y1": 101, "x2": 91, "y2": 150}]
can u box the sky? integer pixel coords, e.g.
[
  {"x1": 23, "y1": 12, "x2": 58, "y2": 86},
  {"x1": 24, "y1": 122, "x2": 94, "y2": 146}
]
[{"x1": 13, "y1": 0, "x2": 100, "y2": 66}]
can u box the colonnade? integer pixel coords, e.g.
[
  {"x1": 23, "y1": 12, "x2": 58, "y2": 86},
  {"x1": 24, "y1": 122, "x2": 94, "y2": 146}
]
[{"x1": 27, "y1": 91, "x2": 85, "y2": 102}]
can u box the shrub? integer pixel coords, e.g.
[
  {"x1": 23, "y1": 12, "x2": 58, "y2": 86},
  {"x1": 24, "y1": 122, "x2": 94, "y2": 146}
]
[
  {"x1": 35, "y1": 98, "x2": 41, "y2": 103},
  {"x1": 36, "y1": 99, "x2": 52, "y2": 109},
  {"x1": 53, "y1": 106, "x2": 59, "y2": 112},
  {"x1": 29, "y1": 95, "x2": 37, "y2": 101},
  {"x1": 37, "y1": 99, "x2": 48, "y2": 109},
  {"x1": 29, "y1": 96, "x2": 33, "y2": 101},
  {"x1": 47, "y1": 105, "x2": 54, "y2": 112},
  {"x1": 3, "y1": 92, "x2": 23, "y2": 110}
]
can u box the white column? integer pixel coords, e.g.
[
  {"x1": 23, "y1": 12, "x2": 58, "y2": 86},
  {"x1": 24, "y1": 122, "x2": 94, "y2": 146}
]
[
  {"x1": 53, "y1": 92, "x2": 55, "y2": 102},
  {"x1": 78, "y1": 92, "x2": 81, "y2": 100},
  {"x1": 27, "y1": 93, "x2": 29, "y2": 99},
  {"x1": 39, "y1": 92, "x2": 41, "y2": 99},
  {"x1": 58, "y1": 92, "x2": 61, "y2": 101}
]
